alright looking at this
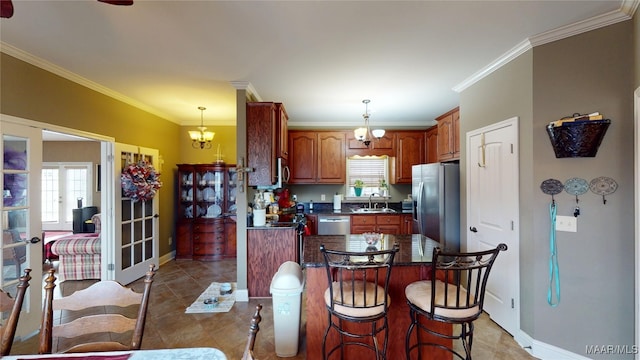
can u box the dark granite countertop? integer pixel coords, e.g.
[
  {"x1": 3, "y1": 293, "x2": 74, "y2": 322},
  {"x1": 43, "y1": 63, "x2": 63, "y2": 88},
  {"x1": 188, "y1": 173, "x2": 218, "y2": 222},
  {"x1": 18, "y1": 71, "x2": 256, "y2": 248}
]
[{"x1": 302, "y1": 234, "x2": 440, "y2": 268}]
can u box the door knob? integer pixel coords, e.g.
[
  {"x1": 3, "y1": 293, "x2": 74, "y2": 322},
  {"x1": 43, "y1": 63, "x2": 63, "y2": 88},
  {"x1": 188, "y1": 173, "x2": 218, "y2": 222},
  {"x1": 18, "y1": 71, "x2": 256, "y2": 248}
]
[
  {"x1": 469, "y1": 226, "x2": 478, "y2": 233},
  {"x1": 28, "y1": 236, "x2": 41, "y2": 244}
]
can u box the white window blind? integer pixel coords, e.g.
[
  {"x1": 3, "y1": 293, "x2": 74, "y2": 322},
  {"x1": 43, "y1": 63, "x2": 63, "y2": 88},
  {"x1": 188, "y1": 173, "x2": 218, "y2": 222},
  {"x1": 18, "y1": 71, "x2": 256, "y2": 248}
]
[{"x1": 346, "y1": 156, "x2": 389, "y2": 197}]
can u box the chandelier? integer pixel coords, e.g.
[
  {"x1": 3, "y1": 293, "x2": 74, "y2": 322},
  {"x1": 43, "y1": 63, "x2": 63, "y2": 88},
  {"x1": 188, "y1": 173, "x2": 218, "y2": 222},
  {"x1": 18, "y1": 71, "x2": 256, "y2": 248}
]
[
  {"x1": 354, "y1": 99, "x2": 385, "y2": 147},
  {"x1": 189, "y1": 106, "x2": 215, "y2": 149}
]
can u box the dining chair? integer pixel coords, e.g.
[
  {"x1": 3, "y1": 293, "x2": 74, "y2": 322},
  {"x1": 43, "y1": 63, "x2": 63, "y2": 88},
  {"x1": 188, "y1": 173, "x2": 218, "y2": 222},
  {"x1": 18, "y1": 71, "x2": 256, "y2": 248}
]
[
  {"x1": 0, "y1": 269, "x2": 31, "y2": 356},
  {"x1": 405, "y1": 243, "x2": 507, "y2": 360},
  {"x1": 241, "y1": 304, "x2": 263, "y2": 360},
  {"x1": 320, "y1": 243, "x2": 399, "y2": 360},
  {"x1": 38, "y1": 264, "x2": 156, "y2": 354}
]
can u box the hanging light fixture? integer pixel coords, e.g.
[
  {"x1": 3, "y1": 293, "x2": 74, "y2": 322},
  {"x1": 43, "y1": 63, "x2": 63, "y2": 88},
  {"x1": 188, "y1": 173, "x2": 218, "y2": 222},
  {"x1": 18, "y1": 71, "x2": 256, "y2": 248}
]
[
  {"x1": 189, "y1": 106, "x2": 215, "y2": 149},
  {"x1": 354, "y1": 99, "x2": 385, "y2": 147}
]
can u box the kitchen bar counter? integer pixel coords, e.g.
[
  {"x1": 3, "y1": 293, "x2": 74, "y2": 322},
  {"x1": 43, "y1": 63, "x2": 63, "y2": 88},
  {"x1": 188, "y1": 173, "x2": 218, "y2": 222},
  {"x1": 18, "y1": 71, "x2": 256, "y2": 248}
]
[
  {"x1": 302, "y1": 234, "x2": 439, "y2": 268},
  {"x1": 302, "y1": 234, "x2": 452, "y2": 359}
]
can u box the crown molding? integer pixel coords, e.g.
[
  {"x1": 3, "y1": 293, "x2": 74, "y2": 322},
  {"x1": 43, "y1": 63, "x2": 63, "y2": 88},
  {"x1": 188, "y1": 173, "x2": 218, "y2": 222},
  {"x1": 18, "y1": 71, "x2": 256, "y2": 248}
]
[
  {"x1": 1, "y1": 41, "x2": 179, "y2": 124},
  {"x1": 453, "y1": 0, "x2": 637, "y2": 93}
]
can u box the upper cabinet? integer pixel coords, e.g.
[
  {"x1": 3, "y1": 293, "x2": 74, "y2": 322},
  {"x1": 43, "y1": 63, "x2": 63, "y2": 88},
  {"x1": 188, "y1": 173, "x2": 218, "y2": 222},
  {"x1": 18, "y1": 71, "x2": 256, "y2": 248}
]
[
  {"x1": 393, "y1": 131, "x2": 425, "y2": 184},
  {"x1": 425, "y1": 126, "x2": 438, "y2": 164},
  {"x1": 247, "y1": 102, "x2": 289, "y2": 186},
  {"x1": 436, "y1": 107, "x2": 460, "y2": 161},
  {"x1": 275, "y1": 103, "x2": 289, "y2": 160},
  {"x1": 346, "y1": 131, "x2": 395, "y2": 157},
  {"x1": 289, "y1": 131, "x2": 346, "y2": 184}
]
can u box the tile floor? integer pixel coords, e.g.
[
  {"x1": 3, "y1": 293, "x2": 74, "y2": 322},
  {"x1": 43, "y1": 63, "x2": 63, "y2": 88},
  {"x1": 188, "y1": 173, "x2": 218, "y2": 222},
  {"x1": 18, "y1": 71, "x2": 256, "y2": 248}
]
[{"x1": 10, "y1": 259, "x2": 537, "y2": 359}]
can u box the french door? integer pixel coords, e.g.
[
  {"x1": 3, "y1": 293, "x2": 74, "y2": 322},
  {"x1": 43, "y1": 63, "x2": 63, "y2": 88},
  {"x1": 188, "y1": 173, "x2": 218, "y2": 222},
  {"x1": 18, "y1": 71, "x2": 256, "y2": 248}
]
[
  {"x1": 111, "y1": 143, "x2": 159, "y2": 285},
  {"x1": 41, "y1": 162, "x2": 93, "y2": 231},
  {"x1": 0, "y1": 119, "x2": 43, "y2": 337}
]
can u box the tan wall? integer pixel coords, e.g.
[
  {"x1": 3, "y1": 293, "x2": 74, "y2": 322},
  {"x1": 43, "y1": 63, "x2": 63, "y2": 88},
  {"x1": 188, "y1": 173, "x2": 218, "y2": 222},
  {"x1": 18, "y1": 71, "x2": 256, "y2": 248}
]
[
  {"x1": 1, "y1": 53, "x2": 182, "y2": 259},
  {"x1": 179, "y1": 125, "x2": 237, "y2": 166}
]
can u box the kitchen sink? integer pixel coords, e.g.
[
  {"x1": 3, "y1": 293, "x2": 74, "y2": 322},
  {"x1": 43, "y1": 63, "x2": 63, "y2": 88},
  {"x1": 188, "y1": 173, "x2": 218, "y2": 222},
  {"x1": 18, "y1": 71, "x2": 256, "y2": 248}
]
[{"x1": 351, "y1": 208, "x2": 397, "y2": 214}]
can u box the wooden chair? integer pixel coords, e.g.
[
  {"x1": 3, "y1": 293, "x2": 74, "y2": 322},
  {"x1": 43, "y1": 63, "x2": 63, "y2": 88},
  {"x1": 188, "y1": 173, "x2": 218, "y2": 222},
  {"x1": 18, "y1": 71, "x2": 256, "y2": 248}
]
[
  {"x1": 0, "y1": 268, "x2": 31, "y2": 356},
  {"x1": 38, "y1": 264, "x2": 156, "y2": 354},
  {"x1": 320, "y1": 243, "x2": 399, "y2": 360},
  {"x1": 241, "y1": 304, "x2": 263, "y2": 360},
  {"x1": 405, "y1": 244, "x2": 507, "y2": 360}
]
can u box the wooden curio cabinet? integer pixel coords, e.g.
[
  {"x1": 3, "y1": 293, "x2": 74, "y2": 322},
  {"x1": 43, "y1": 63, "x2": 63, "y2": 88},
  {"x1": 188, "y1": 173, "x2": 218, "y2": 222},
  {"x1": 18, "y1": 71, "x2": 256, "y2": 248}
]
[{"x1": 176, "y1": 163, "x2": 237, "y2": 261}]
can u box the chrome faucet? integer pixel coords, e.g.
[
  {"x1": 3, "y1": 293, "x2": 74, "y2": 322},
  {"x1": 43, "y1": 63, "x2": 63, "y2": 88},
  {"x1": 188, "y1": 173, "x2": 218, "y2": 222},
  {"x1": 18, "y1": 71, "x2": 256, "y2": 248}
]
[{"x1": 369, "y1": 193, "x2": 380, "y2": 209}]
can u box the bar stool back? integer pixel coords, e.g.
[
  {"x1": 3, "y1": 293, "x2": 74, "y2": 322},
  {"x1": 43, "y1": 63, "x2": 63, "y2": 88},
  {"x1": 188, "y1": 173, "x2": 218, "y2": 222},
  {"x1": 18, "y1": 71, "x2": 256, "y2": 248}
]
[
  {"x1": 320, "y1": 243, "x2": 398, "y2": 360},
  {"x1": 405, "y1": 243, "x2": 507, "y2": 359}
]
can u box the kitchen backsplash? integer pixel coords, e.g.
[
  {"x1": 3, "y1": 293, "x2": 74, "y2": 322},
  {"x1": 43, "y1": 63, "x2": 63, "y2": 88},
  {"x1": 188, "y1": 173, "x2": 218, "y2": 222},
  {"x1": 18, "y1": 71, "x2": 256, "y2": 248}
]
[{"x1": 287, "y1": 184, "x2": 412, "y2": 204}]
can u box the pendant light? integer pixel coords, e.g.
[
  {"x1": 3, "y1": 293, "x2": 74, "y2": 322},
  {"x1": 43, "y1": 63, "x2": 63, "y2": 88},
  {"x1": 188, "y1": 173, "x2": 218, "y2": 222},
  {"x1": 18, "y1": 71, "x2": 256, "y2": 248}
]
[
  {"x1": 354, "y1": 99, "x2": 385, "y2": 147},
  {"x1": 189, "y1": 106, "x2": 215, "y2": 149}
]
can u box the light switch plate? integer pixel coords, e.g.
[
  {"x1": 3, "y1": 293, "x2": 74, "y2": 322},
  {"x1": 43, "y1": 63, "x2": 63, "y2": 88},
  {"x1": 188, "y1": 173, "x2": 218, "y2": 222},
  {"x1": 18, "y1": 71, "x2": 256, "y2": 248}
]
[{"x1": 556, "y1": 215, "x2": 577, "y2": 232}]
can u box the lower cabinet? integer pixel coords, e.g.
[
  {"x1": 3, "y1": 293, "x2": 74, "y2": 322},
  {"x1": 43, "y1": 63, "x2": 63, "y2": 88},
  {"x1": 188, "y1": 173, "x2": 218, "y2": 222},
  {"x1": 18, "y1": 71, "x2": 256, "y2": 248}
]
[
  {"x1": 247, "y1": 227, "x2": 298, "y2": 297},
  {"x1": 351, "y1": 215, "x2": 402, "y2": 234},
  {"x1": 176, "y1": 218, "x2": 235, "y2": 261}
]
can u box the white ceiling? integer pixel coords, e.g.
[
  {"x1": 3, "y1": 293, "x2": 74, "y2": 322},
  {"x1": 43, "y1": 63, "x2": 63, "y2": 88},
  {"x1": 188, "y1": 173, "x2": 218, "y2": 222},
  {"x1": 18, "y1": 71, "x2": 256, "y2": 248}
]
[{"x1": 1, "y1": 1, "x2": 636, "y2": 131}]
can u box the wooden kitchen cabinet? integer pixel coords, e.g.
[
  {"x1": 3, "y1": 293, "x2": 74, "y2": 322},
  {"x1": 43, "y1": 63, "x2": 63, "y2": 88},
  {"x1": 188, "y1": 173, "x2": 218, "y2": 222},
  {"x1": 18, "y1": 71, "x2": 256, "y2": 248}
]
[
  {"x1": 346, "y1": 131, "x2": 395, "y2": 157},
  {"x1": 176, "y1": 163, "x2": 236, "y2": 261},
  {"x1": 393, "y1": 131, "x2": 425, "y2": 184},
  {"x1": 288, "y1": 131, "x2": 346, "y2": 184},
  {"x1": 247, "y1": 228, "x2": 298, "y2": 297},
  {"x1": 425, "y1": 126, "x2": 439, "y2": 164},
  {"x1": 436, "y1": 107, "x2": 460, "y2": 161},
  {"x1": 247, "y1": 102, "x2": 289, "y2": 186},
  {"x1": 275, "y1": 103, "x2": 289, "y2": 160},
  {"x1": 351, "y1": 214, "x2": 402, "y2": 235},
  {"x1": 401, "y1": 214, "x2": 413, "y2": 235}
]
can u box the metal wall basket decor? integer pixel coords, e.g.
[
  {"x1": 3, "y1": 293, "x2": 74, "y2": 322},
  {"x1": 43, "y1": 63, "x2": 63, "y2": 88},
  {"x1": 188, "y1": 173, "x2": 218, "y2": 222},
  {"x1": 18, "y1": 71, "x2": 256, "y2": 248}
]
[{"x1": 546, "y1": 113, "x2": 610, "y2": 158}]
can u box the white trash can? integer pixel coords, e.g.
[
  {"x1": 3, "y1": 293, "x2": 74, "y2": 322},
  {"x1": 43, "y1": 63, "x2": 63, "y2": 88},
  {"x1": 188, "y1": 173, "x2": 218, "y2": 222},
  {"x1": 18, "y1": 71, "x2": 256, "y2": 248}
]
[{"x1": 270, "y1": 261, "x2": 304, "y2": 357}]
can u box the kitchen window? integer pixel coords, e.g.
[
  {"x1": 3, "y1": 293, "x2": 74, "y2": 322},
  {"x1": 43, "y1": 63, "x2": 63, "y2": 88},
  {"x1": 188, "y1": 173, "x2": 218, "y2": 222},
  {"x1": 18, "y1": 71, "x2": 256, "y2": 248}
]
[{"x1": 346, "y1": 155, "x2": 389, "y2": 197}]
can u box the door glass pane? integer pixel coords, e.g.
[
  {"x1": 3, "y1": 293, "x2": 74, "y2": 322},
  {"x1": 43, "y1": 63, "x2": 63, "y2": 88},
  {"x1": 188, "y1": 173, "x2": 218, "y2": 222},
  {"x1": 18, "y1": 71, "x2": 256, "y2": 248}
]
[
  {"x1": 41, "y1": 169, "x2": 59, "y2": 222},
  {"x1": 2, "y1": 137, "x2": 29, "y2": 290},
  {"x1": 122, "y1": 247, "x2": 131, "y2": 268},
  {"x1": 121, "y1": 223, "x2": 131, "y2": 245}
]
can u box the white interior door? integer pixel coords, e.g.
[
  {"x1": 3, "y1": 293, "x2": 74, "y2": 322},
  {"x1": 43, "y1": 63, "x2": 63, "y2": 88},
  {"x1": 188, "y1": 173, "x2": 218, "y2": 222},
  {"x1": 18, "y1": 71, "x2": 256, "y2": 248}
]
[
  {"x1": 112, "y1": 143, "x2": 159, "y2": 285},
  {"x1": 0, "y1": 119, "x2": 43, "y2": 337},
  {"x1": 466, "y1": 117, "x2": 519, "y2": 336}
]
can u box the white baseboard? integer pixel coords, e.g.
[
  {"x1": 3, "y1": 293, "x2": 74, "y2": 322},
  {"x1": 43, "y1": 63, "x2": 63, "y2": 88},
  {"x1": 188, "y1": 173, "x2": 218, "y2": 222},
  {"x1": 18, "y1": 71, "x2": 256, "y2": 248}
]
[
  {"x1": 158, "y1": 251, "x2": 175, "y2": 265},
  {"x1": 235, "y1": 289, "x2": 249, "y2": 302},
  {"x1": 517, "y1": 330, "x2": 592, "y2": 360}
]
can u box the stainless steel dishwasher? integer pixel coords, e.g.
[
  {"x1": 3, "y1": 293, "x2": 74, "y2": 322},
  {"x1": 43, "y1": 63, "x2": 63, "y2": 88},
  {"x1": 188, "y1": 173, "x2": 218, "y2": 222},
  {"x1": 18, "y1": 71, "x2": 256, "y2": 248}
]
[{"x1": 317, "y1": 214, "x2": 351, "y2": 235}]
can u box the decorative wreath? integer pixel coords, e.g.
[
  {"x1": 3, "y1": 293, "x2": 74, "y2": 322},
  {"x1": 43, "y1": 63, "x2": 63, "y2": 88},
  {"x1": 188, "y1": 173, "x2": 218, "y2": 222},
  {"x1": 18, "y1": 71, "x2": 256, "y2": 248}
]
[{"x1": 121, "y1": 160, "x2": 162, "y2": 202}]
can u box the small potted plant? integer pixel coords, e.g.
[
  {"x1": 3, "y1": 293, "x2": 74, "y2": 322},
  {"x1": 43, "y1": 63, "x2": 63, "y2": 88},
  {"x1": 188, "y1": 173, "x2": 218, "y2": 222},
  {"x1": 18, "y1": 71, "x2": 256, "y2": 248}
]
[
  {"x1": 354, "y1": 179, "x2": 364, "y2": 197},
  {"x1": 379, "y1": 179, "x2": 388, "y2": 196}
]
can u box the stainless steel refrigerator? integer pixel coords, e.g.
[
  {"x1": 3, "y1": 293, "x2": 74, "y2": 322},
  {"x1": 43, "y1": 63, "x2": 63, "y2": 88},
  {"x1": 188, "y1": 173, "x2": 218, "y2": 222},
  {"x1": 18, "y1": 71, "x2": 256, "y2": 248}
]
[{"x1": 412, "y1": 163, "x2": 460, "y2": 252}]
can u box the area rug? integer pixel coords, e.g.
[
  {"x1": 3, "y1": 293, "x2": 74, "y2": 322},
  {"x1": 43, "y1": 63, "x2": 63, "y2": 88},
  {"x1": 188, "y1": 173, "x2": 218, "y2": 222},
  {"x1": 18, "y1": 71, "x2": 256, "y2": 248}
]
[{"x1": 185, "y1": 282, "x2": 236, "y2": 314}]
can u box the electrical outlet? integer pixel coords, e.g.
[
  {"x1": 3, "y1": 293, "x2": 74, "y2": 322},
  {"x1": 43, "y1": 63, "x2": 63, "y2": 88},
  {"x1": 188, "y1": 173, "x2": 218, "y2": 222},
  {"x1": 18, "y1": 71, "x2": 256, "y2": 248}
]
[
  {"x1": 321, "y1": 194, "x2": 326, "y2": 201},
  {"x1": 168, "y1": 236, "x2": 173, "y2": 245},
  {"x1": 556, "y1": 216, "x2": 577, "y2": 232}
]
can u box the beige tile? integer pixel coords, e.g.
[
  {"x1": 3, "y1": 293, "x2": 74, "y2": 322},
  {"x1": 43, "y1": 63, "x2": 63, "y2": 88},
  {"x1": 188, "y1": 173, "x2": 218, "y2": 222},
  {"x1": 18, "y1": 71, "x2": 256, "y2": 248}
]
[{"x1": 10, "y1": 258, "x2": 532, "y2": 360}]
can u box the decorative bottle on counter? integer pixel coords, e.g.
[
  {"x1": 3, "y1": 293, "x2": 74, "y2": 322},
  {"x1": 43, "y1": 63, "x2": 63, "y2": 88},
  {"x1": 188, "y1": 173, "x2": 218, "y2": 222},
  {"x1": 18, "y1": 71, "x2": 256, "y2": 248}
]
[{"x1": 253, "y1": 191, "x2": 266, "y2": 226}]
